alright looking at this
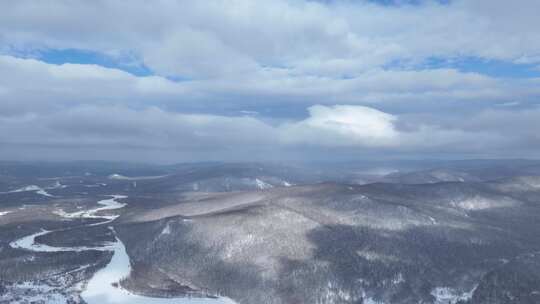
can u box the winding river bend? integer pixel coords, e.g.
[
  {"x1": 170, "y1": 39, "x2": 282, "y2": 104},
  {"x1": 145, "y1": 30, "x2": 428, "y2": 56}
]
[{"x1": 10, "y1": 195, "x2": 235, "y2": 304}]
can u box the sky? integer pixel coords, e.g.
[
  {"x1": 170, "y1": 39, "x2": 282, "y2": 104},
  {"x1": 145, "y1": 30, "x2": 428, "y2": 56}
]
[{"x1": 1, "y1": 0, "x2": 540, "y2": 163}]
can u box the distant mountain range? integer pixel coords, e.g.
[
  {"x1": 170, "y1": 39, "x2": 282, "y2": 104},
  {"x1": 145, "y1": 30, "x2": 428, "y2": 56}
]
[{"x1": 1, "y1": 160, "x2": 540, "y2": 303}]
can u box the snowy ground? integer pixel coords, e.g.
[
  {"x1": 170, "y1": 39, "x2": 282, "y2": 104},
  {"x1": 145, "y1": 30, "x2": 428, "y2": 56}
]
[
  {"x1": 7, "y1": 195, "x2": 235, "y2": 304},
  {"x1": 430, "y1": 287, "x2": 475, "y2": 304}
]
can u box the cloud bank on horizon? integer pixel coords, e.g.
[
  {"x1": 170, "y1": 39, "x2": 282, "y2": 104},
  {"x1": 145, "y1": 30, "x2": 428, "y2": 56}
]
[{"x1": 1, "y1": 0, "x2": 539, "y2": 162}]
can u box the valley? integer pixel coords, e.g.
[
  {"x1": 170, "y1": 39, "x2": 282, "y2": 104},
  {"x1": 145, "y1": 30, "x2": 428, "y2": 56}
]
[{"x1": 1, "y1": 161, "x2": 540, "y2": 303}]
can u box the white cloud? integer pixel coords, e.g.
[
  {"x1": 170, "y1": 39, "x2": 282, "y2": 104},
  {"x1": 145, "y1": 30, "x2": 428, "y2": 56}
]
[
  {"x1": 2, "y1": 54, "x2": 532, "y2": 118},
  {"x1": 0, "y1": 104, "x2": 397, "y2": 151},
  {"x1": 0, "y1": 55, "x2": 192, "y2": 116},
  {"x1": 1, "y1": 1, "x2": 540, "y2": 160},
  {"x1": 1, "y1": 97, "x2": 538, "y2": 161},
  {"x1": 2, "y1": 0, "x2": 540, "y2": 79},
  {"x1": 281, "y1": 105, "x2": 399, "y2": 147}
]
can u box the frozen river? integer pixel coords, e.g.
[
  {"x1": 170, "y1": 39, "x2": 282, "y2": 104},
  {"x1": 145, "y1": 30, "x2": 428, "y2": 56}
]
[{"x1": 10, "y1": 195, "x2": 235, "y2": 304}]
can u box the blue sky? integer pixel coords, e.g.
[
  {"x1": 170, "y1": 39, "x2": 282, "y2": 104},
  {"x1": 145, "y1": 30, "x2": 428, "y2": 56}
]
[
  {"x1": 420, "y1": 57, "x2": 540, "y2": 79},
  {"x1": 0, "y1": 0, "x2": 540, "y2": 162},
  {"x1": 35, "y1": 48, "x2": 153, "y2": 77},
  {"x1": 17, "y1": 48, "x2": 540, "y2": 80}
]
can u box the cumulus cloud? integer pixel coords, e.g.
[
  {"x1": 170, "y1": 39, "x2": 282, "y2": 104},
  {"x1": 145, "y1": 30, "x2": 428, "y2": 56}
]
[
  {"x1": 0, "y1": 104, "x2": 396, "y2": 152},
  {"x1": 281, "y1": 105, "x2": 399, "y2": 147},
  {"x1": 3, "y1": 0, "x2": 540, "y2": 78},
  {"x1": 0, "y1": 1, "x2": 539, "y2": 161},
  {"x1": 1, "y1": 95, "x2": 538, "y2": 161}
]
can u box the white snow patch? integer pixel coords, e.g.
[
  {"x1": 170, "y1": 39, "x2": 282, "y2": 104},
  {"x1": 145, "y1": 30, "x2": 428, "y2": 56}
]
[
  {"x1": 49, "y1": 181, "x2": 67, "y2": 189},
  {"x1": 3, "y1": 185, "x2": 55, "y2": 197},
  {"x1": 392, "y1": 273, "x2": 405, "y2": 284},
  {"x1": 11, "y1": 185, "x2": 43, "y2": 192},
  {"x1": 85, "y1": 183, "x2": 107, "y2": 187},
  {"x1": 254, "y1": 178, "x2": 273, "y2": 190},
  {"x1": 36, "y1": 189, "x2": 54, "y2": 197},
  {"x1": 161, "y1": 222, "x2": 171, "y2": 235},
  {"x1": 319, "y1": 281, "x2": 355, "y2": 303},
  {"x1": 0, "y1": 211, "x2": 12, "y2": 216},
  {"x1": 361, "y1": 291, "x2": 386, "y2": 304},
  {"x1": 108, "y1": 174, "x2": 169, "y2": 181},
  {"x1": 363, "y1": 298, "x2": 386, "y2": 304},
  {"x1": 0, "y1": 281, "x2": 74, "y2": 304},
  {"x1": 431, "y1": 287, "x2": 475, "y2": 304},
  {"x1": 450, "y1": 196, "x2": 516, "y2": 210},
  {"x1": 356, "y1": 250, "x2": 399, "y2": 263}
]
